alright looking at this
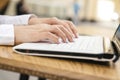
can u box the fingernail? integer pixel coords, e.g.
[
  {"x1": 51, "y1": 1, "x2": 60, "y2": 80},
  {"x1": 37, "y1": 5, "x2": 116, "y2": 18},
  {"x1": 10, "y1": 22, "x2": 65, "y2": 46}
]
[
  {"x1": 72, "y1": 34, "x2": 75, "y2": 38},
  {"x1": 66, "y1": 39, "x2": 69, "y2": 43},
  {"x1": 58, "y1": 38, "x2": 62, "y2": 43},
  {"x1": 76, "y1": 33, "x2": 79, "y2": 38},
  {"x1": 72, "y1": 37, "x2": 75, "y2": 42}
]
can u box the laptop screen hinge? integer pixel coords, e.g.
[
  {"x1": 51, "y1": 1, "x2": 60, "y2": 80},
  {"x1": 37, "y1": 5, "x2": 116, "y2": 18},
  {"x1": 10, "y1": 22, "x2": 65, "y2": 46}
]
[{"x1": 111, "y1": 41, "x2": 120, "y2": 62}]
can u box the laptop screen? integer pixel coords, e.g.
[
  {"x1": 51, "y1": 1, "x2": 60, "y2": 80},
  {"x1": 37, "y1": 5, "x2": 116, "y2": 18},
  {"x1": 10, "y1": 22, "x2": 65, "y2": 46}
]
[
  {"x1": 113, "y1": 24, "x2": 120, "y2": 53},
  {"x1": 115, "y1": 24, "x2": 120, "y2": 41}
]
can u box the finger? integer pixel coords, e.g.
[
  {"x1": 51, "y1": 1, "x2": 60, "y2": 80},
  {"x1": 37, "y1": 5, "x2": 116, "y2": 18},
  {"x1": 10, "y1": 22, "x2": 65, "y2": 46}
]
[
  {"x1": 51, "y1": 18, "x2": 73, "y2": 35},
  {"x1": 65, "y1": 21, "x2": 78, "y2": 38},
  {"x1": 42, "y1": 32, "x2": 60, "y2": 44},
  {"x1": 58, "y1": 25, "x2": 74, "y2": 42},
  {"x1": 59, "y1": 21, "x2": 73, "y2": 35},
  {"x1": 54, "y1": 19, "x2": 77, "y2": 38},
  {"x1": 51, "y1": 25, "x2": 67, "y2": 43},
  {"x1": 50, "y1": 17, "x2": 59, "y2": 25}
]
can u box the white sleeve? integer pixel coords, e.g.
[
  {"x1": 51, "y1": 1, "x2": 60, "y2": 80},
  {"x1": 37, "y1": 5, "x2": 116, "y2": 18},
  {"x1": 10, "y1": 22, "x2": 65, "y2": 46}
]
[
  {"x1": 0, "y1": 24, "x2": 14, "y2": 45},
  {"x1": 0, "y1": 14, "x2": 35, "y2": 25}
]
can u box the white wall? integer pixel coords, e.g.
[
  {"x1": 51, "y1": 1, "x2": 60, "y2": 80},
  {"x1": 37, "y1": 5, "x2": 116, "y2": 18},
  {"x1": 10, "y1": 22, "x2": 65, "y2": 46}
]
[
  {"x1": 6, "y1": 0, "x2": 83, "y2": 19},
  {"x1": 5, "y1": 0, "x2": 115, "y2": 21},
  {"x1": 97, "y1": 0, "x2": 115, "y2": 21}
]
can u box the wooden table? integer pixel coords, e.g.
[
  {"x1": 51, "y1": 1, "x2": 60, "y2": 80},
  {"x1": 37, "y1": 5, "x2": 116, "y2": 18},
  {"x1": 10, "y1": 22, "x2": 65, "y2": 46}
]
[
  {"x1": 0, "y1": 27, "x2": 120, "y2": 80},
  {"x1": 0, "y1": 0, "x2": 9, "y2": 10}
]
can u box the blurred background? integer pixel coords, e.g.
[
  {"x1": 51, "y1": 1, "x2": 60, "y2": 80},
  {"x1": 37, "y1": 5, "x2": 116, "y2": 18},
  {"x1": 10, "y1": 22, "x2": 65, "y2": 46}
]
[
  {"x1": 1, "y1": 0, "x2": 120, "y2": 23},
  {"x1": 0, "y1": 0, "x2": 120, "y2": 26},
  {"x1": 0, "y1": 0, "x2": 120, "y2": 80}
]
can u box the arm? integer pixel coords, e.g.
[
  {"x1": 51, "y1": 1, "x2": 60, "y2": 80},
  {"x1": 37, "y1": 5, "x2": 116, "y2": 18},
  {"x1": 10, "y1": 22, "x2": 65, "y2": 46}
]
[
  {"x1": 0, "y1": 14, "x2": 78, "y2": 37},
  {"x1": 0, "y1": 24, "x2": 74, "y2": 45},
  {"x1": 0, "y1": 14, "x2": 78, "y2": 45},
  {"x1": 14, "y1": 24, "x2": 74, "y2": 45},
  {"x1": 0, "y1": 14, "x2": 35, "y2": 45}
]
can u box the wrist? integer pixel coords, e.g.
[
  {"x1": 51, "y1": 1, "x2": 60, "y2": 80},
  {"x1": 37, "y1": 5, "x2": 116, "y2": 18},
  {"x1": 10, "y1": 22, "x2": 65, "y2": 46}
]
[
  {"x1": 14, "y1": 25, "x2": 29, "y2": 45},
  {"x1": 28, "y1": 15, "x2": 38, "y2": 25}
]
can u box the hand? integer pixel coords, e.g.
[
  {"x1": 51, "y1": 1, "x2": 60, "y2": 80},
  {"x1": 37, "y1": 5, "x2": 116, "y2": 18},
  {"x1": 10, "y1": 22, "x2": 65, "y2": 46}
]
[
  {"x1": 28, "y1": 17, "x2": 78, "y2": 38},
  {"x1": 14, "y1": 24, "x2": 74, "y2": 45}
]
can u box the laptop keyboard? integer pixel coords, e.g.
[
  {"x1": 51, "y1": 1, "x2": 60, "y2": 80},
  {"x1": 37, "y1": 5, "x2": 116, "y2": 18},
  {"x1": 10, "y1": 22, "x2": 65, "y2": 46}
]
[{"x1": 48, "y1": 36, "x2": 104, "y2": 53}]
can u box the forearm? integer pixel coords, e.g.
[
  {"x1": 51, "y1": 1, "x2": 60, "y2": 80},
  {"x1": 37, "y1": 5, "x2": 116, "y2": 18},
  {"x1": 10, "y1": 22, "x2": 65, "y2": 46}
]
[
  {"x1": 0, "y1": 24, "x2": 35, "y2": 45},
  {"x1": 14, "y1": 25, "x2": 29, "y2": 45}
]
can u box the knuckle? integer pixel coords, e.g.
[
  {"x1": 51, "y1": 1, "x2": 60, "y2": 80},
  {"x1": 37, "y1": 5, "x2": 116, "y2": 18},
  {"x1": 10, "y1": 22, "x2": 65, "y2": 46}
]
[
  {"x1": 62, "y1": 34, "x2": 66, "y2": 38},
  {"x1": 59, "y1": 25, "x2": 64, "y2": 29},
  {"x1": 67, "y1": 21, "x2": 73, "y2": 25},
  {"x1": 68, "y1": 21, "x2": 73, "y2": 23},
  {"x1": 52, "y1": 17, "x2": 58, "y2": 20},
  {"x1": 56, "y1": 37, "x2": 59, "y2": 41},
  {"x1": 52, "y1": 17, "x2": 58, "y2": 21},
  {"x1": 32, "y1": 31, "x2": 40, "y2": 36},
  {"x1": 52, "y1": 26, "x2": 58, "y2": 31},
  {"x1": 45, "y1": 32, "x2": 51, "y2": 36}
]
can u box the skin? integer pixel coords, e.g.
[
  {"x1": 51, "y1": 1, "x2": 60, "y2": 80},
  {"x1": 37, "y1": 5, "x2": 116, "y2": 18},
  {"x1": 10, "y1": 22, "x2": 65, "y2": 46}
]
[
  {"x1": 14, "y1": 17, "x2": 78, "y2": 45},
  {"x1": 28, "y1": 17, "x2": 78, "y2": 37}
]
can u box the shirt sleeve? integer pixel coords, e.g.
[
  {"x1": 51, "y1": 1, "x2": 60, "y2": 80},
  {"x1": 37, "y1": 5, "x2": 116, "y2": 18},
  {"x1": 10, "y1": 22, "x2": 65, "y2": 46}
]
[
  {"x1": 0, "y1": 24, "x2": 14, "y2": 45},
  {"x1": 0, "y1": 14, "x2": 36, "y2": 25},
  {"x1": 0, "y1": 14, "x2": 36, "y2": 45}
]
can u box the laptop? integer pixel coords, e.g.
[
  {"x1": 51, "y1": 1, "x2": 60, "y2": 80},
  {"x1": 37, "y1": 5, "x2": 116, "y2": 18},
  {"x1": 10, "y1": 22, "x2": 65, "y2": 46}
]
[{"x1": 13, "y1": 24, "x2": 120, "y2": 62}]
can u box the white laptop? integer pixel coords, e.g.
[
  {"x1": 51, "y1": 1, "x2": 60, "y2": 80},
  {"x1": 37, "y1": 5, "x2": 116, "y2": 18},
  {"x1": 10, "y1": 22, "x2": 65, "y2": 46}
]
[{"x1": 13, "y1": 25, "x2": 120, "y2": 62}]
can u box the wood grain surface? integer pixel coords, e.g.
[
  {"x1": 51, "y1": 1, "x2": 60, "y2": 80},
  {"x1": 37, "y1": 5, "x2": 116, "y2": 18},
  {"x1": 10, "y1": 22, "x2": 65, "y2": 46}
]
[{"x1": 0, "y1": 0, "x2": 9, "y2": 10}]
